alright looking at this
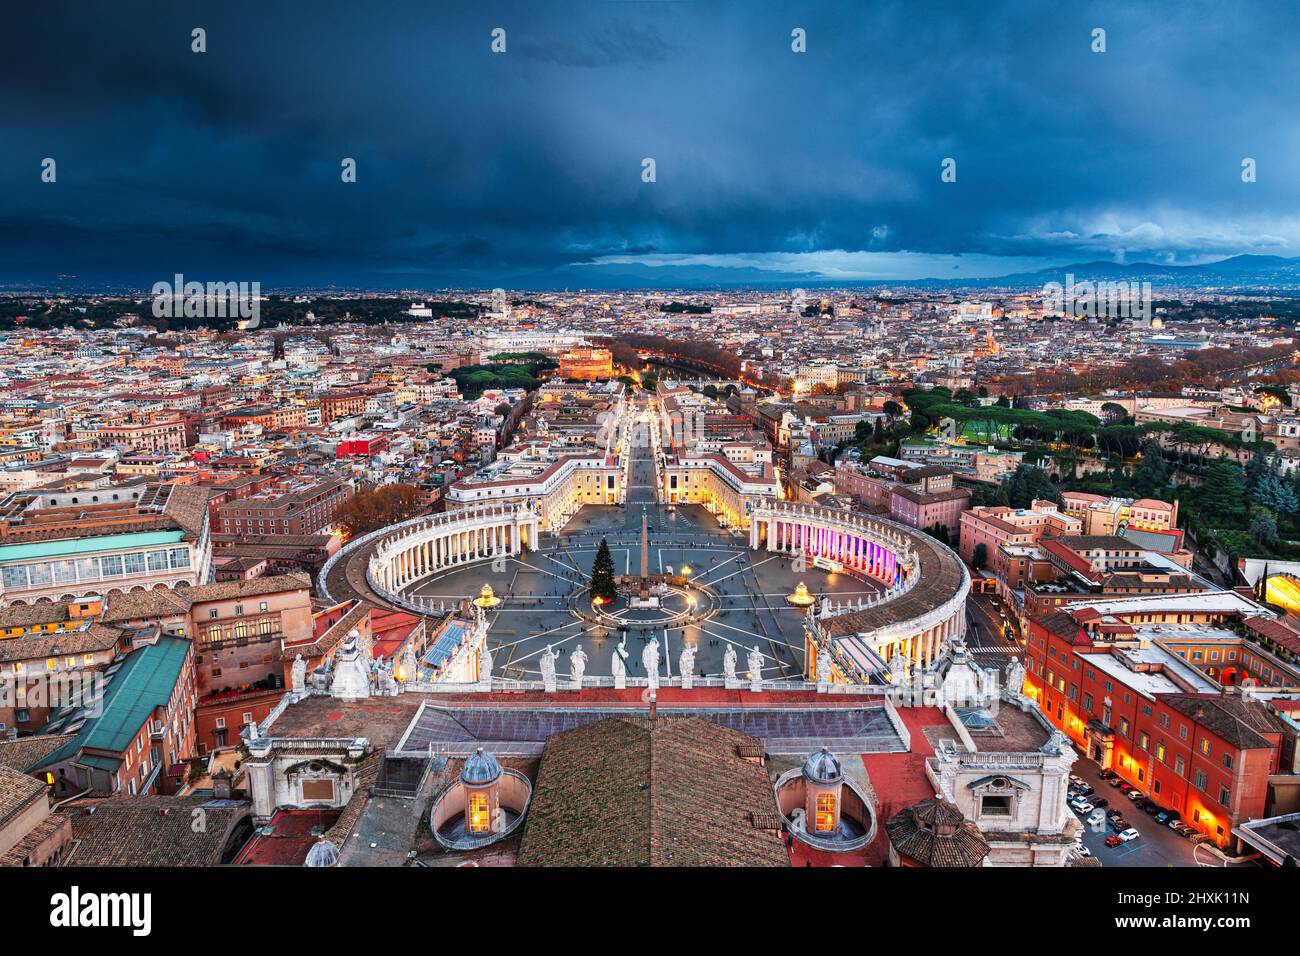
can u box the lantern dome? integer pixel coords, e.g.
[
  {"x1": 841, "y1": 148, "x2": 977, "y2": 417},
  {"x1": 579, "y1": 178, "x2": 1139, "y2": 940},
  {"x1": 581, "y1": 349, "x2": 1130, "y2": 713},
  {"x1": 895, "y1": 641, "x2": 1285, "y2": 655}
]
[
  {"x1": 802, "y1": 746, "x2": 843, "y2": 785},
  {"x1": 461, "y1": 747, "x2": 502, "y2": 786},
  {"x1": 304, "y1": 838, "x2": 340, "y2": 868}
]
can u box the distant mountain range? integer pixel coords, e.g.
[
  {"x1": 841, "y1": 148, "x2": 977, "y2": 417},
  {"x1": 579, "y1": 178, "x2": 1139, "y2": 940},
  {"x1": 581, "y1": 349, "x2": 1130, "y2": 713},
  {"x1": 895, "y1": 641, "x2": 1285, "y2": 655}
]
[
  {"x1": 542, "y1": 254, "x2": 1300, "y2": 291},
  {"x1": 972, "y1": 255, "x2": 1300, "y2": 289},
  {"x1": 6, "y1": 254, "x2": 1300, "y2": 295}
]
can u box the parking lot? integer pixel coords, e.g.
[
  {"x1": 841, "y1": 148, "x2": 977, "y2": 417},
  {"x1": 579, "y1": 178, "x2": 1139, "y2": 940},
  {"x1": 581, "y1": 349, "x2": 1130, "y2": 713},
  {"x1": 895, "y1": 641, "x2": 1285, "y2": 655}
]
[{"x1": 1067, "y1": 757, "x2": 1202, "y2": 867}]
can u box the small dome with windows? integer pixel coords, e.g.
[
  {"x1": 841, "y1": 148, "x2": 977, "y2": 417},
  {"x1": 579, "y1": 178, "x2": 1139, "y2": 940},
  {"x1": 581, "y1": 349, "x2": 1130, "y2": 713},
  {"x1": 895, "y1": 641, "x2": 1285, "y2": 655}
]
[
  {"x1": 802, "y1": 746, "x2": 843, "y2": 785},
  {"x1": 461, "y1": 747, "x2": 502, "y2": 786},
  {"x1": 304, "y1": 838, "x2": 340, "y2": 868}
]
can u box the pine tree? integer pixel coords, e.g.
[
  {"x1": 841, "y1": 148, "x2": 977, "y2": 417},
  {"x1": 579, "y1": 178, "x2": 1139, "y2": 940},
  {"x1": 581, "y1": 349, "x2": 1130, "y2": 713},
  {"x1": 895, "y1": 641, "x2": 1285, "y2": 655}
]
[
  {"x1": 1250, "y1": 506, "x2": 1279, "y2": 547},
  {"x1": 590, "y1": 536, "x2": 618, "y2": 603},
  {"x1": 1134, "y1": 439, "x2": 1170, "y2": 496},
  {"x1": 1254, "y1": 473, "x2": 1297, "y2": 514},
  {"x1": 1245, "y1": 446, "x2": 1271, "y2": 497},
  {"x1": 1200, "y1": 455, "x2": 1246, "y2": 523}
]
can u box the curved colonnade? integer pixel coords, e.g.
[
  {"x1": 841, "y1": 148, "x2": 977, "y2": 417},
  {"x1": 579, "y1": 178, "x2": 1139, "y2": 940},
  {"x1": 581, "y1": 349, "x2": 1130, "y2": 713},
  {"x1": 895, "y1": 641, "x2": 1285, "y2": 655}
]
[
  {"x1": 365, "y1": 505, "x2": 539, "y2": 598},
  {"x1": 750, "y1": 501, "x2": 970, "y2": 675}
]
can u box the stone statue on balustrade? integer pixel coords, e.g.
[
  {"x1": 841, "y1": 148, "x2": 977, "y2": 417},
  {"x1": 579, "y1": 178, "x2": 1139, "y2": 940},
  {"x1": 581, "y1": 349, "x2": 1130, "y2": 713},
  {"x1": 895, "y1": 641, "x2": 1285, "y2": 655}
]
[
  {"x1": 889, "y1": 650, "x2": 909, "y2": 687},
  {"x1": 539, "y1": 644, "x2": 559, "y2": 692},
  {"x1": 747, "y1": 645, "x2": 765, "y2": 692},
  {"x1": 723, "y1": 643, "x2": 738, "y2": 686},
  {"x1": 1005, "y1": 657, "x2": 1026, "y2": 699},
  {"x1": 376, "y1": 658, "x2": 398, "y2": 696},
  {"x1": 612, "y1": 638, "x2": 628, "y2": 689},
  {"x1": 477, "y1": 643, "x2": 494, "y2": 691},
  {"x1": 291, "y1": 654, "x2": 306, "y2": 695},
  {"x1": 679, "y1": 643, "x2": 696, "y2": 690},
  {"x1": 816, "y1": 645, "x2": 833, "y2": 689},
  {"x1": 401, "y1": 644, "x2": 418, "y2": 686},
  {"x1": 570, "y1": 643, "x2": 588, "y2": 689},
  {"x1": 642, "y1": 637, "x2": 661, "y2": 690}
]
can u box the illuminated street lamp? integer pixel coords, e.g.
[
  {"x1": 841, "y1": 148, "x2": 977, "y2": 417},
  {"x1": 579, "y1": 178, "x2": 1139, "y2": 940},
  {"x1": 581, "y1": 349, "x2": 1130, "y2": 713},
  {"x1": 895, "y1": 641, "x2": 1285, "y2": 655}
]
[
  {"x1": 473, "y1": 583, "x2": 502, "y2": 610},
  {"x1": 786, "y1": 582, "x2": 816, "y2": 607}
]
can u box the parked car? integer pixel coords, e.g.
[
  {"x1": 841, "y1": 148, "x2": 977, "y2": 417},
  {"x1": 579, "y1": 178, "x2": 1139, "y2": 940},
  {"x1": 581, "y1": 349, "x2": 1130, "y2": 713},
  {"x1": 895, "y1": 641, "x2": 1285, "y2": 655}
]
[
  {"x1": 1099, "y1": 769, "x2": 1119, "y2": 781},
  {"x1": 1070, "y1": 798, "x2": 1094, "y2": 814},
  {"x1": 1115, "y1": 827, "x2": 1140, "y2": 843},
  {"x1": 1110, "y1": 817, "x2": 1130, "y2": 832},
  {"x1": 1074, "y1": 844, "x2": 1093, "y2": 858},
  {"x1": 1076, "y1": 783, "x2": 1094, "y2": 796},
  {"x1": 1091, "y1": 797, "x2": 1109, "y2": 809},
  {"x1": 1104, "y1": 834, "x2": 1124, "y2": 847},
  {"x1": 1116, "y1": 781, "x2": 1134, "y2": 793},
  {"x1": 1106, "y1": 808, "x2": 1125, "y2": 821},
  {"x1": 1154, "y1": 810, "x2": 1173, "y2": 824},
  {"x1": 1163, "y1": 811, "x2": 1183, "y2": 827},
  {"x1": 1126, "y1": 789, "x2": 1147, "y2": 801},
  {"x1": 1087, "y1": 809, "x2": 1107, "y2": 828},
  {"x1": 1069, "y1": 774, "x2": 1086, "y2": 787},
  {"x1": 1171, "y1": 822, "x2": 1197, "y2": 838}
]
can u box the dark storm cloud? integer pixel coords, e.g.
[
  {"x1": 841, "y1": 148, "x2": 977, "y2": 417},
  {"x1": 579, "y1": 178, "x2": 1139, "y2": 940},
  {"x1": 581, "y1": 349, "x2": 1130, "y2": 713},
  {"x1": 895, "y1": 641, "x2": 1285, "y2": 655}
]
[{"x1": 0, "y1": 0, "x2": 1297, "y2": 287}]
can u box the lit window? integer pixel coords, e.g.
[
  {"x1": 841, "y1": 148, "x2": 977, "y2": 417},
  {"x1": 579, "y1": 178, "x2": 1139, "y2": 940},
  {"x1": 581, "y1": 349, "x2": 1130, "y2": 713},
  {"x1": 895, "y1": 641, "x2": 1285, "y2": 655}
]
[
  {"x1": 468, "y1": 791, "x2": 490, "y2": 833},
  {"x1": 815, "y1": 793, "x2": 836, "y2": 832}
]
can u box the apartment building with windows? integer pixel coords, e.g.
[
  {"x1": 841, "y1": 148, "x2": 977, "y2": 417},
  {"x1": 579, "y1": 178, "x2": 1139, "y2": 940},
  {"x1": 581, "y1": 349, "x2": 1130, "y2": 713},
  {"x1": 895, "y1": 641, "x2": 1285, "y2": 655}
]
[
  {"x1": 0, "y1": 483, "x2": 213, "y2": 607},
  {"x1": 29, "y1": 636, "x2": 197, "y2": 799},
  {"x1": 215, "y1": 477, "x2": 352, "y2": 538},
  {"x1": 1021, "y1": 597, "x2": 1291, "y2": 848}
]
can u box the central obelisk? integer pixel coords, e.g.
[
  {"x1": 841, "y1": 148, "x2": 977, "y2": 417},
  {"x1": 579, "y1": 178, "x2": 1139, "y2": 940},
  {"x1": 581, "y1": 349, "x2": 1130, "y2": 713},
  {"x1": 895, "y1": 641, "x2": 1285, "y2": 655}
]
[{"x1": 640, "y1": 507, "x2": 650, "y2": 582}]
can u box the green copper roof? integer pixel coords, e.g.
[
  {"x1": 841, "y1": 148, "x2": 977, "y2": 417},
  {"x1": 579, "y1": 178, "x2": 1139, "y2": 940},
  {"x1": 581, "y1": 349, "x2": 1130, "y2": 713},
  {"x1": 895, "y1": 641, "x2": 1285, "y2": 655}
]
[
  {"x1": 36, "y1": 637, "x2": 191, "y2": 771},
  {"x1": 0, "y1": 530, "x2": 184, "y2": 563}
]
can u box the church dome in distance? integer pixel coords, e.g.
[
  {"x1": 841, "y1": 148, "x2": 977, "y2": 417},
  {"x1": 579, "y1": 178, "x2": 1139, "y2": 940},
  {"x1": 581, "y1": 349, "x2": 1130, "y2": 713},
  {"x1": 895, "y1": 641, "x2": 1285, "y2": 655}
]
[
  {"x1": 304, "y1": 838, "x2": 340, "y2": 868},
  {"x1": 802, "y1": 746, "x2": 843, "y2": 785},
  {"x1": 461, "y1": 747, "x2": 503, "y2": 786}
]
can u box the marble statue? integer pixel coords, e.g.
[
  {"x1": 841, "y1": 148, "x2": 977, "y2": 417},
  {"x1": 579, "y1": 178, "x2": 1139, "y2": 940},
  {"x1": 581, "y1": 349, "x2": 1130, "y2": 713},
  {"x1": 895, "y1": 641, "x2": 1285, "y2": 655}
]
[
  {"x1": 642, "y1": 637, "x2": 660, "y2": 689},
  {"x1": 376, "y1": 659, "x2": 398, "y2": 696},
  {"x1": 723, "y1": 643, "x2": 737, "y2": 683},
  {"x1": 747, "y1": 645, "x2": 765, "y2": 690},
  {"x1": 1005, "y1": 657, "x2": 1026, "y2": 698},
  {"x1": 612, "y1": 639, "x2": 627, "y2": 689},
  {"x1": 539, "y1": 644, "x2": 558, "y2": 690},
  {"x1": 291, "y1": 654, "x2": 306, "y2": 695},
  {"x1": 477, "y1": 642, "x2": 494, "y2": 690},
  {"x1": 816, "y1": 646, "x2": 833, "y2": 686},
  {"x1": 679, "y1": 643, "x2": 696, "y2": 683},
  {"x1": 570, "y1": 643, "x2": 588, "y2": 688},
  {"x1": 889, "y1": 650, "x2": 908, "y2": 686},
  {"x1": 401, "y1": 644, "x2": 418, "y2": 686}
]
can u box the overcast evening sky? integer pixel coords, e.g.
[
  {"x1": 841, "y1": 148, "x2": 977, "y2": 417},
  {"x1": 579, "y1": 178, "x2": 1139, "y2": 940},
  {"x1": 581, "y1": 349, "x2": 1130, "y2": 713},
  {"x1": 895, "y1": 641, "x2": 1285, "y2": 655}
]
[{"x1": 1, "y1": 0, "x2": 1298, "y2": 289}]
